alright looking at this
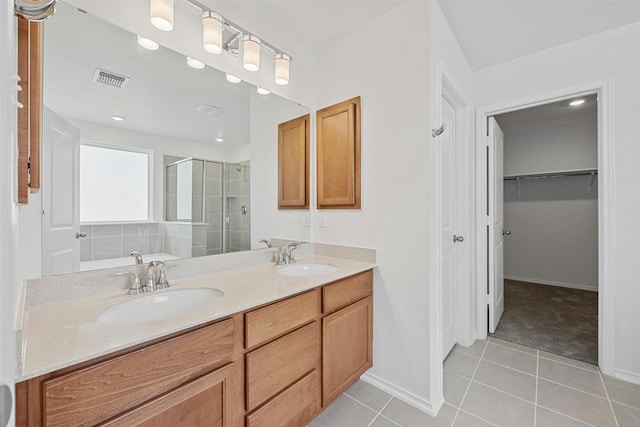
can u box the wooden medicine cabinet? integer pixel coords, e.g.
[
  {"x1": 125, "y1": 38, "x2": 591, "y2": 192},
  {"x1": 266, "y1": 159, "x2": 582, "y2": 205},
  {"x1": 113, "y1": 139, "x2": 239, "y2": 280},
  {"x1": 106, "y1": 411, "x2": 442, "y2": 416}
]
[
  {"x1": 316, "y1": 96, "x2": 361, "y2": 209},
  {"x1": 278, "y1": 114, "x2": 310, "y2": 209}
]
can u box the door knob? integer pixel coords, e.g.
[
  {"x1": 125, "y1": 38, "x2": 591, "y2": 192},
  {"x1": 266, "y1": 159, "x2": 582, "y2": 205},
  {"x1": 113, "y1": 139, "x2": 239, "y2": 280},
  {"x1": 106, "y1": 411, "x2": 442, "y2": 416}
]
[
  {"x1": 76, "y1": 232, "x2": 87, "y2": 238},
  {"x1": 453, "y1": 235, "x2": 464, "y2": 243},
  {"x1": 502, "y1": 229, "x2": 511, "y2": 236}
]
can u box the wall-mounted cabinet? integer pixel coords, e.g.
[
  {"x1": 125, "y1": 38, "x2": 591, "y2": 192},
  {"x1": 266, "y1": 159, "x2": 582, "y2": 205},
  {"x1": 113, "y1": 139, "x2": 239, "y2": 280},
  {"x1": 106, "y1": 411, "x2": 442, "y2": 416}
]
[
  {"x1": 278, "y1": 114, "x2": 310, "y2": 209},
  {"x1": 316, "y1": 96, "x2": 361, "y2": 209}
]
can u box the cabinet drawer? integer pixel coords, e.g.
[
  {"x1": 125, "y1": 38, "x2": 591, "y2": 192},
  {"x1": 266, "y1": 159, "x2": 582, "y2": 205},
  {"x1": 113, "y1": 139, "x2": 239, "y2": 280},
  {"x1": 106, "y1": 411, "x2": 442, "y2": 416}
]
[
  {"x1": 245, "y1": 290, "x2": 318, "y2": 349},
  {"x1": 247, "y1": 370, "x2": 320, "y2": 427},
  {"x1": 43, "y1": 319, "x2": 234, "y2": 427},
  {"x1": 323, "y1": 270, "x2": 372, "y2": 314},
  {"x1": 246, "y1": 321, "x2": 319, "y2": 411}
]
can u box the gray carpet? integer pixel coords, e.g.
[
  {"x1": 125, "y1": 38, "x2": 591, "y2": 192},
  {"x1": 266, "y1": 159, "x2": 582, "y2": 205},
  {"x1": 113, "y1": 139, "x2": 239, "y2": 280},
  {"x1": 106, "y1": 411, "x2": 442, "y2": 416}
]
[{"x1": 491, "y1": 279, "x2": 598, "y2": 364}]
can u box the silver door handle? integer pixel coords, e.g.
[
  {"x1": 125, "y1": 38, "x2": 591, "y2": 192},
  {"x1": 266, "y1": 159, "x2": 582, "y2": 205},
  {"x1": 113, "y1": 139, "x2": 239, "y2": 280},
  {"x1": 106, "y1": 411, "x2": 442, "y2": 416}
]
[
  {"x1": 453, "y1": 235, "x2": 464, "y2": 243},
  {"x1": 502, "y1": 230, "x2": 511, "y2": 236},
  {"x1": 76, "y1": 232, "x2": 87, "y2": 238}
]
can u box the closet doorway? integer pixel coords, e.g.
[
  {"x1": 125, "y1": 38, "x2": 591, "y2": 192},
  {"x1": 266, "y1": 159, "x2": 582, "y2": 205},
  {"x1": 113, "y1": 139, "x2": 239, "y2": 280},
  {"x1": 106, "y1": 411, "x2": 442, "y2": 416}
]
[{"x1": 477, "y1": 83, "x2": 613, "y2": 369}]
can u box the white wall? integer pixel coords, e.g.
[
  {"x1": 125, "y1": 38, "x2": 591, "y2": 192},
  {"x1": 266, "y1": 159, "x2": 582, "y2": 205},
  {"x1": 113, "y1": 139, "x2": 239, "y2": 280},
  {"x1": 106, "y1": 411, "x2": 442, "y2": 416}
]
[
  {"x1": 502, "y1": 119, "x2": 597, "y2": 176},
  {"x1": 314, "y1": 1, "x2": 435, "y2": 410},
  {"x1": 502, "y1": 117, "x2": 598, "y2": 290},
  {"x1": 249, "y1": 90, "x2": 310, "y2": 247},
  {"x1": 0, "y1": 2, "x2": 17, "y2": 425},
  {"x1": 475, "y1": 22, "x2": 640, "y2": 381}
]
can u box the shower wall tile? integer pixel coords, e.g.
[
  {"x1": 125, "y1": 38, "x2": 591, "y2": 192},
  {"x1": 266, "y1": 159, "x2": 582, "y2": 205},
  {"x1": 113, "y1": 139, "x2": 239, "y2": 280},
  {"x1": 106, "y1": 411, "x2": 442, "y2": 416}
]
[
  {"x1": 92, "y1": 224, "x2": 122, "y2": 237},
  {"x1": 92, "y1": 236, "x2": 122, "y2": 260}
]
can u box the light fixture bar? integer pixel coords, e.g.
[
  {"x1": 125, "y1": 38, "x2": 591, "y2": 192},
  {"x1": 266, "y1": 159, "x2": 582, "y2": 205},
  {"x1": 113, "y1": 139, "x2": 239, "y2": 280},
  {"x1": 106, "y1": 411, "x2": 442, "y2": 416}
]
[{"x1": 182, "y1": 0, "x2": 292, "y2": 60}]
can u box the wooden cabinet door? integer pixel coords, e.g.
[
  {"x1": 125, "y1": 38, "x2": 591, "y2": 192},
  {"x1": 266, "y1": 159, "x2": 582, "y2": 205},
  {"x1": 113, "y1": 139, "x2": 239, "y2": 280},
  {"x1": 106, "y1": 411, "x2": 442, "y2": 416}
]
[
  {"x1": 278, "y1": 114, "x2": 309, "y2": 209},
  {"x1": 102, "y1": 363, "x2": 235, "y2": 427},
  {"x1": 322, "y1": 296, "x2": 372, "y2": 405},
  {"x1": 316, "y1": 96, "x2": 361, "y2": 209}
]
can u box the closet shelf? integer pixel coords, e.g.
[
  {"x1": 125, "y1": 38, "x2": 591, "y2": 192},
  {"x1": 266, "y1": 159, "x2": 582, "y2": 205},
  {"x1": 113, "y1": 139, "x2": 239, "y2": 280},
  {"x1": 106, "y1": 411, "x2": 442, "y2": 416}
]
[{"x1": 504, "y1": 168, "x2": 597, "y2": 181}]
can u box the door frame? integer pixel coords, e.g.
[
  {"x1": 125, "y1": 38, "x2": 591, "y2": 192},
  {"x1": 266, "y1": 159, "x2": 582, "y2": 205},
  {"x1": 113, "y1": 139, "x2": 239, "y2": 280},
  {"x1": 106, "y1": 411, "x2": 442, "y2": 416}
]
[
  {"x1": 429, "y1": 61, "x2": 473, "y2": 412},
  {"x1": 474, "y1": 79, "x2": 614, "y2": 374}
]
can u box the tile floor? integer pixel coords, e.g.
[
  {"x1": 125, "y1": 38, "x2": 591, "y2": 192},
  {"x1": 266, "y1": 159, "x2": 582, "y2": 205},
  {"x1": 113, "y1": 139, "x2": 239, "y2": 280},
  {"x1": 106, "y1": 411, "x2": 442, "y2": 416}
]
[{"x1": 308, "y1": 337, "x2": 640, "y2": 427}]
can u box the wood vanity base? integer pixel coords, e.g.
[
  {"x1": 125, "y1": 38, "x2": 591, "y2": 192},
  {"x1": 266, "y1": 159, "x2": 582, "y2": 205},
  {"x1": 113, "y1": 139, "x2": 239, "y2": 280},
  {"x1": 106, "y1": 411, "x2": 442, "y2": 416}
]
[{"x1": 16, "y1": 269, "x2": 373, "y2": 427}]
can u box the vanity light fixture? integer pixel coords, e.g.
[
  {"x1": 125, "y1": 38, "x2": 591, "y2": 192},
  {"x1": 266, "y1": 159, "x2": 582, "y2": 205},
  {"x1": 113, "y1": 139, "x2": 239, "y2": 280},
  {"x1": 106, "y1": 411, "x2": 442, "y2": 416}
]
[
  {"x1": 111, "y1": 115, "x2": 125, "y2": 122},
  {"x1": 202, "y1": 11, "x2": 223, "y2": 54},
  {"x1": 157, "y1": 0, "x2": 293, "y2": 85},
  {"x1": 274, "y1": 53, "x2": 290, "y2": 85},
  {"x1": 137, "y1": 35, "x2": 159, "y2": 51},
  {"x1": 150, "y1": 0, "x2": 174, "y2": 31},
  {"x1": 256, "y1": 87, "x2": 270, "y2": 95},
  {"x1": 225, "y1": 73, "x2": 241, "y2": 84},
  {"x1": 187, "y1": 56, "x2": 205, "y2": 69},
  {"x1": 570, "y1": 99, "x2": 586, "y2": 107},
  {"x1": 242, "y1": 35, "x2": 261, "y2": 71}
]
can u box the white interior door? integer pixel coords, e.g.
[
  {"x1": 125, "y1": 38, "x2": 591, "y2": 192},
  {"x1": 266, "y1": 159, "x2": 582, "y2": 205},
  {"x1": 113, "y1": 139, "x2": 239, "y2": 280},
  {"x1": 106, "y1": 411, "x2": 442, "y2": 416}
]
[
  {"x1": 441, "y1": 97, "x2": 458, "y2": 358},
  {"x1": 42, "y1": 107, "x2": 80, "y2": 275},
  {"x1": 488, "y1": 117, "x2": 505, "y2": 333}
]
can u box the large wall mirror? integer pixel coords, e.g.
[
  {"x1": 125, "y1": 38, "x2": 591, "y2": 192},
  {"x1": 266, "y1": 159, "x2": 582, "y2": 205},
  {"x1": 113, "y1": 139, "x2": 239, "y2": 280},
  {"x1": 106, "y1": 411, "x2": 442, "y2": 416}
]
[{"x1": 22, "y1": 1, "x2": 310, "y2": 278}]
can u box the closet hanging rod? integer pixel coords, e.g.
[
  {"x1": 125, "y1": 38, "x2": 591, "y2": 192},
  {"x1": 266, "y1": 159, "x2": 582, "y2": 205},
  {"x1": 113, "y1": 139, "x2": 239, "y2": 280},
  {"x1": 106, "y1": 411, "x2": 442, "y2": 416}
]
[{"x1": 504, "y1": 169, "x2": 597, "y2": 181}]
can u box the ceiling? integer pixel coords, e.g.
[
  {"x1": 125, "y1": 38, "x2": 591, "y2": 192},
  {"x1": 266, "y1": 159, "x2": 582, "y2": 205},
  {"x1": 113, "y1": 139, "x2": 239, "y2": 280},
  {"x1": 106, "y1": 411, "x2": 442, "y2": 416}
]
[{"x1": 495, "y1": 94, "x2": 598, "y2": 135}]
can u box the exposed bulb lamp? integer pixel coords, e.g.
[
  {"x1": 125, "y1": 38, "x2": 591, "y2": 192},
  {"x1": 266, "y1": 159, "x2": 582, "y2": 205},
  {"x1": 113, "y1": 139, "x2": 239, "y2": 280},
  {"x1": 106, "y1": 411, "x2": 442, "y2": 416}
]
[
  {"x1": 202, "y1": 12, "x2": 223, "y2": 54},
  {"x1": 274, "y1": 53, "x2": 290, "y2": 85}
]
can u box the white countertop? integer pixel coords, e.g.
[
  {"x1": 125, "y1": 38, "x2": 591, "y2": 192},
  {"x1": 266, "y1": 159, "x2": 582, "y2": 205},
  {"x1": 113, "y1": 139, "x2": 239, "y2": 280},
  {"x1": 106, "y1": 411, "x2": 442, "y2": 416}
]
[{"x1": 17, "y1": 255, "x2": 375, "y2": 382}]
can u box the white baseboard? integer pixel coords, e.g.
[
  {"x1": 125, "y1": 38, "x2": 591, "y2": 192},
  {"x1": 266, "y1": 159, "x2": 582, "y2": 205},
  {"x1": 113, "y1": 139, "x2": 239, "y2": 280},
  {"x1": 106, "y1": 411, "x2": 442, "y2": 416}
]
[
  {"x1": 613, "y1": 368, "x2": 640, "y2": 386},
  {"x1": 504, "y1": 275, "x2": 598, "y2": 292},
  {"x1": 360, "y1": 372, "x2": 442, "y2": 416}
]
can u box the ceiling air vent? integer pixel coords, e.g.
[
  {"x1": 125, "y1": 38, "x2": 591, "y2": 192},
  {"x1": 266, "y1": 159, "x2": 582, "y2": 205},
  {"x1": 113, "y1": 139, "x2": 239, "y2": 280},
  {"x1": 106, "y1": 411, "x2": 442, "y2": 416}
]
[{"x1": 93, "y1": 68, "x2": 130, "y2": 89}]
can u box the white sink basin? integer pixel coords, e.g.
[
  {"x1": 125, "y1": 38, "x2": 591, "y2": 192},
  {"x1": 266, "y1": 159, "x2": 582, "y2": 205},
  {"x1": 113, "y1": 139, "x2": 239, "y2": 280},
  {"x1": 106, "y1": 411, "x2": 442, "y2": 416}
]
[
  {"x1": 277, "y1": 263, "x2": 338, "y2": 277},
  {"x1": 98, "y1": 288, "x2": 224, "y2": 325}
]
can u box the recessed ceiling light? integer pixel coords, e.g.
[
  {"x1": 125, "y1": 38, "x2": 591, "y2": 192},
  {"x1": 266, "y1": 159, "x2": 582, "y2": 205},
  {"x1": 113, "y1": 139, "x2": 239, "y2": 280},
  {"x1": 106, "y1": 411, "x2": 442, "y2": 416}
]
[
  {"x1": 137, "y1": 35, "x2": 159, "y2": 51},
  {"x1": 225, "y1": 73, "x2": 241, "y2": 84},
  {"x1": 111, "y1": 115, "x2": 125, "y2": 122},
  {"x1": 570, "y1": 99, "x2": 585, "y2": 107},
  {"x1": 215, "y1": 137, "x2": 224, "y2": 142},
  {"x1": 187, "y1": 57, "x2": 205, "y2": 69},
  {"x1": 256, "y1": 87, "x2": 270, "y2": 95}
]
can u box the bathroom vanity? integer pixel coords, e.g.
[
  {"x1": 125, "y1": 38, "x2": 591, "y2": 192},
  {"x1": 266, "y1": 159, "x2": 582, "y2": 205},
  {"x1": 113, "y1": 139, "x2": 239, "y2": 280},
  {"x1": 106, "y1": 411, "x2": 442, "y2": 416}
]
[{"x1": 15, "y1": 255, "x2": 374, "y2": 426}]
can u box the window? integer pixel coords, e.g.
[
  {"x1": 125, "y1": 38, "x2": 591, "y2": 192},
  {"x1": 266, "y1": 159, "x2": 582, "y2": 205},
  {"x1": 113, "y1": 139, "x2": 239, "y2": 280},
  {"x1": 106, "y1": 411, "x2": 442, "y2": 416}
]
[{"x1": 80, "y1": 144, "x2": 151, "y2": 222}]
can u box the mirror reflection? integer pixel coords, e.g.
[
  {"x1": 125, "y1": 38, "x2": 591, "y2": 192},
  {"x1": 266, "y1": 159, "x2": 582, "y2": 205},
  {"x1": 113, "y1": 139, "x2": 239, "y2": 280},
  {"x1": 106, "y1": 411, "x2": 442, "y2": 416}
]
[{"x1": 29, "y1": 1, "x2": 309, "y2": 277}]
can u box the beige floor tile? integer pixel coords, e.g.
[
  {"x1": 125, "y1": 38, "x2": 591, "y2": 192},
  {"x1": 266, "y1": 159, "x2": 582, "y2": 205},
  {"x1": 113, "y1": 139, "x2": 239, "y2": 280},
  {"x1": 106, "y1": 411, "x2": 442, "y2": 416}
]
[
  {"x1": 535, "y1": 407, "x2": 592, "y2": 427},
  {"x1": 444, "y1": 350, "x2": 480, "y2": 378},
  {"x1": 461, "y1": 382, "x2": 535, "y2": 427},
  {"x1": 369, "y1": 415, "x2": 401, "y2": 427},
  {"x1": 538, "y1": 351, "x2": 598, "y2": 372},
  {"x1": 483, "y1": 343, "x2": 537, "y2": 375},
  {"x1": 444, "y1": 370, "x2": 471, "y2": 407},
  {"x1": 538, "y1": 358, "x2": 606, "y2": 397},
  {"x1": 474, "y1": 360, "x2": 537, "y2": 402},
  {"x1": 308, "y1": 394, "x2": 377, "y2": 427},
  {"x1": 453, "y1": 410, "x2": 496, "y2": 426},
  {"x1": 603, "y1": 374, "x2": 640, "y2": 410},
  {"x1": 489, "y1": 337, "x2": 538, "y2": 355},
  {"x1": 344, "y1": 380, "x2": 392, "y2": 411},
  {"x1": 453, "y1": 339, "x2": 488, "y2": 358},
  {"x1": 382, "y1": 398, "x2": 456, "y2": 427},
  {"x1": 537, "y1": 379, "x2": 616, "y2": 427},
  {"x1": 612, "y1": 402, "x2": 640, "y2": 427}
]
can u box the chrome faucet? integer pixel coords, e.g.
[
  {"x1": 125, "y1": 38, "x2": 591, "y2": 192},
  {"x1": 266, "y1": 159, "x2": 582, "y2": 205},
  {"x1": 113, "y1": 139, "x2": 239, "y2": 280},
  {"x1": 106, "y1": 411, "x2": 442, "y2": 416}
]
[
  {"x1": 259, "y1": 239, "x2": 272, "y2": 248},
  {"x1": 144, "y1": 260, "x2": 165, "y2": 292},
  {"x1": 278, "y1": 242, "x2": 300, "y2": 265},
  {"x1": 130, "y1": 251, "x2": 143, "y2": 265},
  {"x1": 116, "y1": 272, "x2": 144, "y2": 295}
]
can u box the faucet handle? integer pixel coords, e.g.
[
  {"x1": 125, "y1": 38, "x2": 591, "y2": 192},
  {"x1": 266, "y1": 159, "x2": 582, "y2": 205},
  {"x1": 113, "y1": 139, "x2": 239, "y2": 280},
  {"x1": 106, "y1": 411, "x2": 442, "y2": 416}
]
[{"x1": 116, "y1": 272, "x2": 144, "y2": 295}]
